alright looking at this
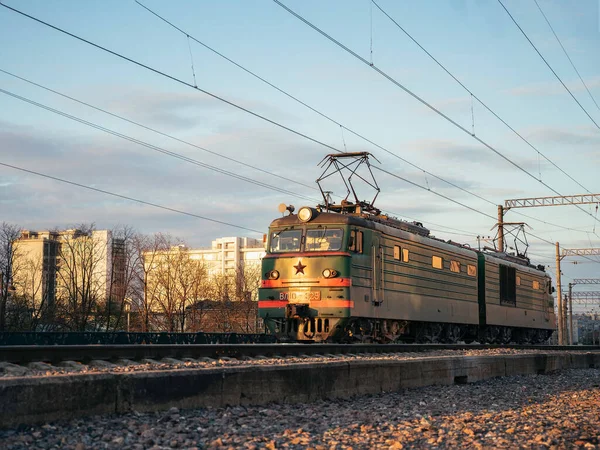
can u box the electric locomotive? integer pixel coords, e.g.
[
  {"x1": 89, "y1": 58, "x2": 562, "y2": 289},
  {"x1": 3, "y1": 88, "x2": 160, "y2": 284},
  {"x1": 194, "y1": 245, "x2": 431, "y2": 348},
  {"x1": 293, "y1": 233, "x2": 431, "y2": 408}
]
[{"x1": 257, "y1": 153, "x2": 556, "y2": 343}]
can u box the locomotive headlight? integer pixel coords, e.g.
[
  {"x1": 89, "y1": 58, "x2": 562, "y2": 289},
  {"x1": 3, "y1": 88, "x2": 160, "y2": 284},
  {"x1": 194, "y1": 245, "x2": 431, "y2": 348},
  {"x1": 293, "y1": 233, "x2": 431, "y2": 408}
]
[
  {"x1": 268, "y1": 270, "x2": 280, "y2": 280},
  {"x1": 322, "y1": 268, "x2": 337, "y2": 278},
  {"x1": 298, "y1": 207, "x2": 313, "y2": 222}
]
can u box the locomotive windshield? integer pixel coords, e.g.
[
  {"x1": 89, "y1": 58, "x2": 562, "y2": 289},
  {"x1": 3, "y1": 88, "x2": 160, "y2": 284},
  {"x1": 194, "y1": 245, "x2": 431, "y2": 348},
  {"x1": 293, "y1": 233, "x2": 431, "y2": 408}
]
[
  {"x1": 270, "y1": 229, "x2": 302, "y2": 252},
  {"x1": 305, "y1": 228, "x2": 343, "y2": 251},
  {"x1": 269, "y1": 228, "x2": 344, "y2": 252}
]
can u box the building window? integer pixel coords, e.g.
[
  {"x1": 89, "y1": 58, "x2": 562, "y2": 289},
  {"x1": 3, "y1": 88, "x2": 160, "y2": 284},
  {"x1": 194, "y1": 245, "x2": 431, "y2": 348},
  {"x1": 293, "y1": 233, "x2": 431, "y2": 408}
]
[
  {"x1": 533, "y1": 280, "x2": 540, "y2": 290},
  {"x1": 450, "y1": 260, "x2": 460, "y2": 273},
  {"x1": 500, "y1": 265, "x2": 516, "y2": 305},
  {"x1": 467, "y1": 264, "x2": 476, "y2": 276},
  {"x1": 432, "y1": 255, "x2": 443, "y2": 269},
  {"x1": 349, "y1": 230, "x2": 363, "y2": 253}
]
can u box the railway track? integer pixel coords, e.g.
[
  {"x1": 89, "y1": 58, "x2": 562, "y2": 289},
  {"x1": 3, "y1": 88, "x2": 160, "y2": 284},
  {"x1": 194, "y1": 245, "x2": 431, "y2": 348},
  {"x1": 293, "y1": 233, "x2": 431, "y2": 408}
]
[{"x1": 1, "y1": 343, "x2": 598, "y2": 365}]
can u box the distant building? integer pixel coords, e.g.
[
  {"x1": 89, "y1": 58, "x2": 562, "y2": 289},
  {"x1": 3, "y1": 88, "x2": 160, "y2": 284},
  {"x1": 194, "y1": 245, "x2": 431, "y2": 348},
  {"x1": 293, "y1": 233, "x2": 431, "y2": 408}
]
[
  {"x1": 187, "y1": 236, "x2": 265, "y2": 275},
  {"x1": 142, "y1": 236, "x2": 266, "y2": 331},
  {"x1": 13, "y1": 229, "x2": 126, "y2": 312},
  {"x1": 14, "y1": 230, "x2": 60, "y2": 311}
]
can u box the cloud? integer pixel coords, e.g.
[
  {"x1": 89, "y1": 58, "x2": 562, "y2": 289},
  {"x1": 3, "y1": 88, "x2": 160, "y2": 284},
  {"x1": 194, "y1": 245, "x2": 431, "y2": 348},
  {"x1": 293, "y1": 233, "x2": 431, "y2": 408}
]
[
  {"x1": 504, "y1": 76, "x2": 600, "y2": 97},
  {"x1": 526, "y1": 126, "x2": 600, "y2": 146},
  {"x1": 103, "y1": 87, "x2": 298, "y2": 132},
  {"x1": 409, "y1": 138, "x2": 490, "y2": 164}
]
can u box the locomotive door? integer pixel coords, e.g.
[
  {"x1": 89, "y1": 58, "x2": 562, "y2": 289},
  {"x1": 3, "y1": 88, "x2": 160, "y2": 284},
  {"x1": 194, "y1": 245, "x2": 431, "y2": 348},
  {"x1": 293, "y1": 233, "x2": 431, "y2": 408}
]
[{"x1": 372, "y1": 235, "x2": 383, "y2": 309}]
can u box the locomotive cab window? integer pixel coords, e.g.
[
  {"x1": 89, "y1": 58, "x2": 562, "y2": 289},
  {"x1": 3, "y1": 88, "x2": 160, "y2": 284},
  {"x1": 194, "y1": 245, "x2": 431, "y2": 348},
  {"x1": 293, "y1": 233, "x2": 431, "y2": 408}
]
[
  {"x1": 467, "y1": 264, "x2": 476, "y2": 276},
  {"x1": 349, "y1": 230, "x2": 363, "y2": 253},
  {"x1": 450, "y1": 260, "x2": 460, "y2": 273},
  {"x1": 516, "y1": 276, "x2": 521, "y2": 286},
  {"x1": 305, "y1": 228, "x2": 343, "y2": 252},
  {"x1": 270, "y1": 229, "x2": 302, "y2": 253},
  {"x1": 532, "y1": 280, "x2": 540, "y2": 290},
  {"x1": 499, "y1": 265, "x2": 516, "y2": 306},
  {"x1": 432, "y1": 255, "x2": 443, "y2": 269}
]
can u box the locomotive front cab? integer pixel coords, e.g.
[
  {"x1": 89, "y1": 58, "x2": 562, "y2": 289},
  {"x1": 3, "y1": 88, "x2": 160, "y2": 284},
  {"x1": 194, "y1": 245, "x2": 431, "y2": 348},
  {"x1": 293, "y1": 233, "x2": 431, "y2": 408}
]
[{"x1": 258, "y1": 210, "x2": 353, "y2": 341}]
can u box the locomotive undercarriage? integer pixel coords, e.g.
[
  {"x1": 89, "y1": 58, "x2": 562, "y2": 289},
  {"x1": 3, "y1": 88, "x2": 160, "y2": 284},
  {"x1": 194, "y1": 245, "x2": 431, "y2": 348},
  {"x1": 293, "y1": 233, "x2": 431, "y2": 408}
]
[
  {"x1": 344, "y1": 318, "x2": 552, "y2": 344},
  {"x1": 268, "y1": 316, "x2": 552, "y2": 344}
]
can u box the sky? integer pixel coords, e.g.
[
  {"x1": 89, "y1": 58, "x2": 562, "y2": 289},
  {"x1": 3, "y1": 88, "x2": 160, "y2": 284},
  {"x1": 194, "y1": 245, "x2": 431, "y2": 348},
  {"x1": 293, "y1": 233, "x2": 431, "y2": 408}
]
[{"x1": 1, "y1": 0, "x2": 600, "y2": 311}]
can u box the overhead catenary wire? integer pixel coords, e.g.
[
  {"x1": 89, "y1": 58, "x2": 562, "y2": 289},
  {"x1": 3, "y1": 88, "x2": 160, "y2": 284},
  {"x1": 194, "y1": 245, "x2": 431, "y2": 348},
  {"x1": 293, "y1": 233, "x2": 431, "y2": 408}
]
[
  {"x1": 134, "y1": 0, "x2": 494, "y2": 207},
  {"x1": 0, "y1": 2, "x2": 503, "y2": 224},
  {"x1": 271, "y1": 0, "x2": 600, "y2": 227},
  {"x1": 133, "y1": 1, "x2": 595, "y2": 236},
  {"x1": 0, "y1": 2, "x2": 594, "y2": 243},
  {"x1": 533, "y1": 0, "x2": 600, "y2": 113},
  {"x1": 498, "y1": 0, "x2": 600, "y2": 130},
  {"x1": 0, "y1": 70, "x2": 487, "y2": 241},
  {"x1": 0, "y1": 87, "x2": 319, "y2": 204},
  {"x1": 0, "y1": 162, "x2": 264, "y2": 234},
  {"x1": 371, "y1": 0, "x2": 592, "y2": 194},
  {"x1": 0, "y1": 68, "x2": 318, "y2": 193}
]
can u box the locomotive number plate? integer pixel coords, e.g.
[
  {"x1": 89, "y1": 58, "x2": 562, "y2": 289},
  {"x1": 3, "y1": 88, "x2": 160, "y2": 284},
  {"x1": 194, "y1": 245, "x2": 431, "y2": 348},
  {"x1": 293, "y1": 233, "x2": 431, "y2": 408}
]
[{"x1": 279, "y1": 291, "x2": 320, "y2": 303}]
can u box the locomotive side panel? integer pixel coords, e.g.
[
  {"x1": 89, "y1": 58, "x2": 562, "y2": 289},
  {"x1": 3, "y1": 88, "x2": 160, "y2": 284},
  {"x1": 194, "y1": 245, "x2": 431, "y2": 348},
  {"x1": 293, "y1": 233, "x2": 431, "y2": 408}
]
[
  {"x1": 349, "y1": 224, "x2": 479, "y2": 325},
  {"x1": 483, "y1": 254, "x2": 554, "y2": 330}
]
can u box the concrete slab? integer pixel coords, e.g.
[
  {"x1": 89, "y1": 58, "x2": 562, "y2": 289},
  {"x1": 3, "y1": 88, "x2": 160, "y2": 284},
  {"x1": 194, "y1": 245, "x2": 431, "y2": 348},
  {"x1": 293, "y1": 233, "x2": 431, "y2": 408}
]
[{"x1": 1, "y1": 351, "x2": 599, "y2": 428}]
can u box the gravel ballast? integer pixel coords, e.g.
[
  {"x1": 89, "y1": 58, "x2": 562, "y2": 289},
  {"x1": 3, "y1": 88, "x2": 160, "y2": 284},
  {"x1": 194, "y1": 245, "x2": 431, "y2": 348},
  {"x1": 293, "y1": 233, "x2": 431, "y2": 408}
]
[
  {"x1": 0, "y1": 348, "x2": 588, "y2": 378},
  {"x1": 1, "y1": 367, "x2": 599, "y2": 449}
]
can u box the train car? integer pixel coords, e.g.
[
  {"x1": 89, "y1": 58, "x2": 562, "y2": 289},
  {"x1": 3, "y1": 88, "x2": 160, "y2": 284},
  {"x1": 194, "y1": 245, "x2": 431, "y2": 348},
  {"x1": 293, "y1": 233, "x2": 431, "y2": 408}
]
[
  {"x1": 478, "y1": 252, "x2": 554, "y2": 343},
  {"x1": 258, "y1": 205, "x2": 555, "y2": 343}
]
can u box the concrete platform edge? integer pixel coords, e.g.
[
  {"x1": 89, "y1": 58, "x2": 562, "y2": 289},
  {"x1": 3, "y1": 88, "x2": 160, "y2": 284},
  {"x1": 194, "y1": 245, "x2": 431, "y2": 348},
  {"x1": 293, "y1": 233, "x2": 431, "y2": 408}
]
[{"x1": 1, "y1": 352, "x2": 599, "y2": 428}]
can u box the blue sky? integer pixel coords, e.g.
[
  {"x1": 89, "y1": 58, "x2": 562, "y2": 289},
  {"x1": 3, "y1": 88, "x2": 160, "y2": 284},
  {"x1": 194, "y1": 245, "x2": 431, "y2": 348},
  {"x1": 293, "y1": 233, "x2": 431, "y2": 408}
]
[{"x1": 1, "y1": 0, "x2": 600, "y2": 310}]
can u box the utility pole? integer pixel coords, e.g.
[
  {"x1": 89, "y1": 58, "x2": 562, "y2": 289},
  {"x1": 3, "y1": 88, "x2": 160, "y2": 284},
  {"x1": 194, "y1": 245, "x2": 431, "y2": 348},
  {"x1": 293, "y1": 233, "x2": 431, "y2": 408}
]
[
  {"x1": 497, "y1": 205, "x2": 504, "y2": 253},
  {"x1": 498, "y1": 194, "x2": 600, "y2": 344},
  {"x1": 555, "y1": 243, "x2": 563, "y2": 345},
  {"x1": 568, "y1": 283, "x2": 573, "y2": 345},
  {"x1": 563, "y1": 294, "x2": 569, "y2": 344}
]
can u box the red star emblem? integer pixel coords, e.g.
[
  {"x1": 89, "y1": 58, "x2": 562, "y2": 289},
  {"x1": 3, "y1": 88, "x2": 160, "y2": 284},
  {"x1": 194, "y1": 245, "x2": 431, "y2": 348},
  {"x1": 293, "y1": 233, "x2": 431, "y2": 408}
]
[{"x1": 293, "y1": 259, "x2": 306, "y2": 275}]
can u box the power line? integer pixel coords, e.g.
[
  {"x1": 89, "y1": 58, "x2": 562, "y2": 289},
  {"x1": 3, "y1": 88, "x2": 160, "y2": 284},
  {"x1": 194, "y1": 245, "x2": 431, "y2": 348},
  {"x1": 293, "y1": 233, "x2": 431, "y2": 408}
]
[
  {"x1": 134, "y1": 0, "x2": 494, "y2": 207},
  {"x1": 1, "y1": 2, "x2": 595, "y2": 239},
  {"x1": 498, "y1": 0, "x2": 600, "y2": 130},
  {"x1": 0, "y1": 69, "x2": 492, "y2": 239},
  {"x1": 0, "y1": 1, "x2": 341, "y2": 155},
  {"x1": 271, "y1": 0, "x2": 600, "y2": 226},
  {"x1": 371, "y1": 0, "x2": 592, "y2": 194},
  {"x1": 0, "y1": 2, "x2": 503, "y2": 223},
  {"x1": 134, "y1": 1, "x2": 596, "y2": 237},
  {"x1": 0, "y1": 68, "x2": 317, "y2": 193},
  {"x1": 0, "y1": 87, "x2": 319, "y2": 203},
  {"x1": 0, "y1": 162, "x2": 264, "y2": 234},
  {"x1": 533, "y1": 0, "x2": 600, "y2": 113}
]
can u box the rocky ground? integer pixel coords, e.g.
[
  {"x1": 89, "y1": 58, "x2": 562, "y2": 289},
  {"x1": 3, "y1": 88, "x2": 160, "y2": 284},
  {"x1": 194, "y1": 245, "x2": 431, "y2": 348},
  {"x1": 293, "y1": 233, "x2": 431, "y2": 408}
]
[{"x1": 1, "y1": 367, "x2": 599, "y2": 449}]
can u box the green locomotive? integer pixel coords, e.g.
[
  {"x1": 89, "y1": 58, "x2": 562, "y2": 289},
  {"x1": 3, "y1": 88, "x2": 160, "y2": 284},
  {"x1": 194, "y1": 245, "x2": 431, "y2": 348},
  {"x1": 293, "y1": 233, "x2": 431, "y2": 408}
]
[{"x1": 258, "y1": 153, "x2": 555, "y2": 343}]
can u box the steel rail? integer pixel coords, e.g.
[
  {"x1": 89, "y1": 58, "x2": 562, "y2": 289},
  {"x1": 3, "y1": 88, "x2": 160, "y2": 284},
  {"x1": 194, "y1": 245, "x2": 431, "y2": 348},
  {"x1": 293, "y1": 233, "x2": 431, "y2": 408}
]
[{"x1": 1, "y1": 343, "x2": 598, "y2": 364}]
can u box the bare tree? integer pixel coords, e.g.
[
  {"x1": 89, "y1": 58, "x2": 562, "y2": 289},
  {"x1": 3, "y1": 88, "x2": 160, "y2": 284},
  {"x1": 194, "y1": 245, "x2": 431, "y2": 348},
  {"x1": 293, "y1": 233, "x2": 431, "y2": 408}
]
[
  {"x1": 55, "y1": 224, "x2": 108, "y2": 331},
  {"x1": 9, "y1": 253, "x2": 48, "y2": 330},
  {"x1": 99, "y1": 225, "x2": 138, "y2": 331},
  {"x1": 0, "y1": 222, "x2": 22, "y2": 331},
  {"x1": 133, "y1": 233, "x2": 170, "y2": 331},
  {"x1": 145, "y1": 239, "x2": 211, "y2": 332}
]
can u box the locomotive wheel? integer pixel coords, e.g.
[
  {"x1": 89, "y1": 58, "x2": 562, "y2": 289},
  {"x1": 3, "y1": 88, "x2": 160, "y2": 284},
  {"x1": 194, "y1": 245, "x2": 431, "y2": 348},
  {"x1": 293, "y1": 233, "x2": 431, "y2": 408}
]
[
  {"x1": 442, "y1": 324, "x2": 462, "y2": 343},
  {"x1": 416, "y1": 322, "x2": 443, "y2": 343},
  {"x1": 484, "y1": 326, "x2": 500, "y2": 344},
  {"x1": 499, "y1": 327, "x2": 512, "y2": 344}
]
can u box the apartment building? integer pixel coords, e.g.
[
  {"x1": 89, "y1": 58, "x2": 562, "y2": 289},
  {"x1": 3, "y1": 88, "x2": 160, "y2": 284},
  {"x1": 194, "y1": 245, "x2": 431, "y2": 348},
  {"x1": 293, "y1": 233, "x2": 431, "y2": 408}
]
[{"x1": 13, "y1": 229, "x2": 126, "y2": 307}]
